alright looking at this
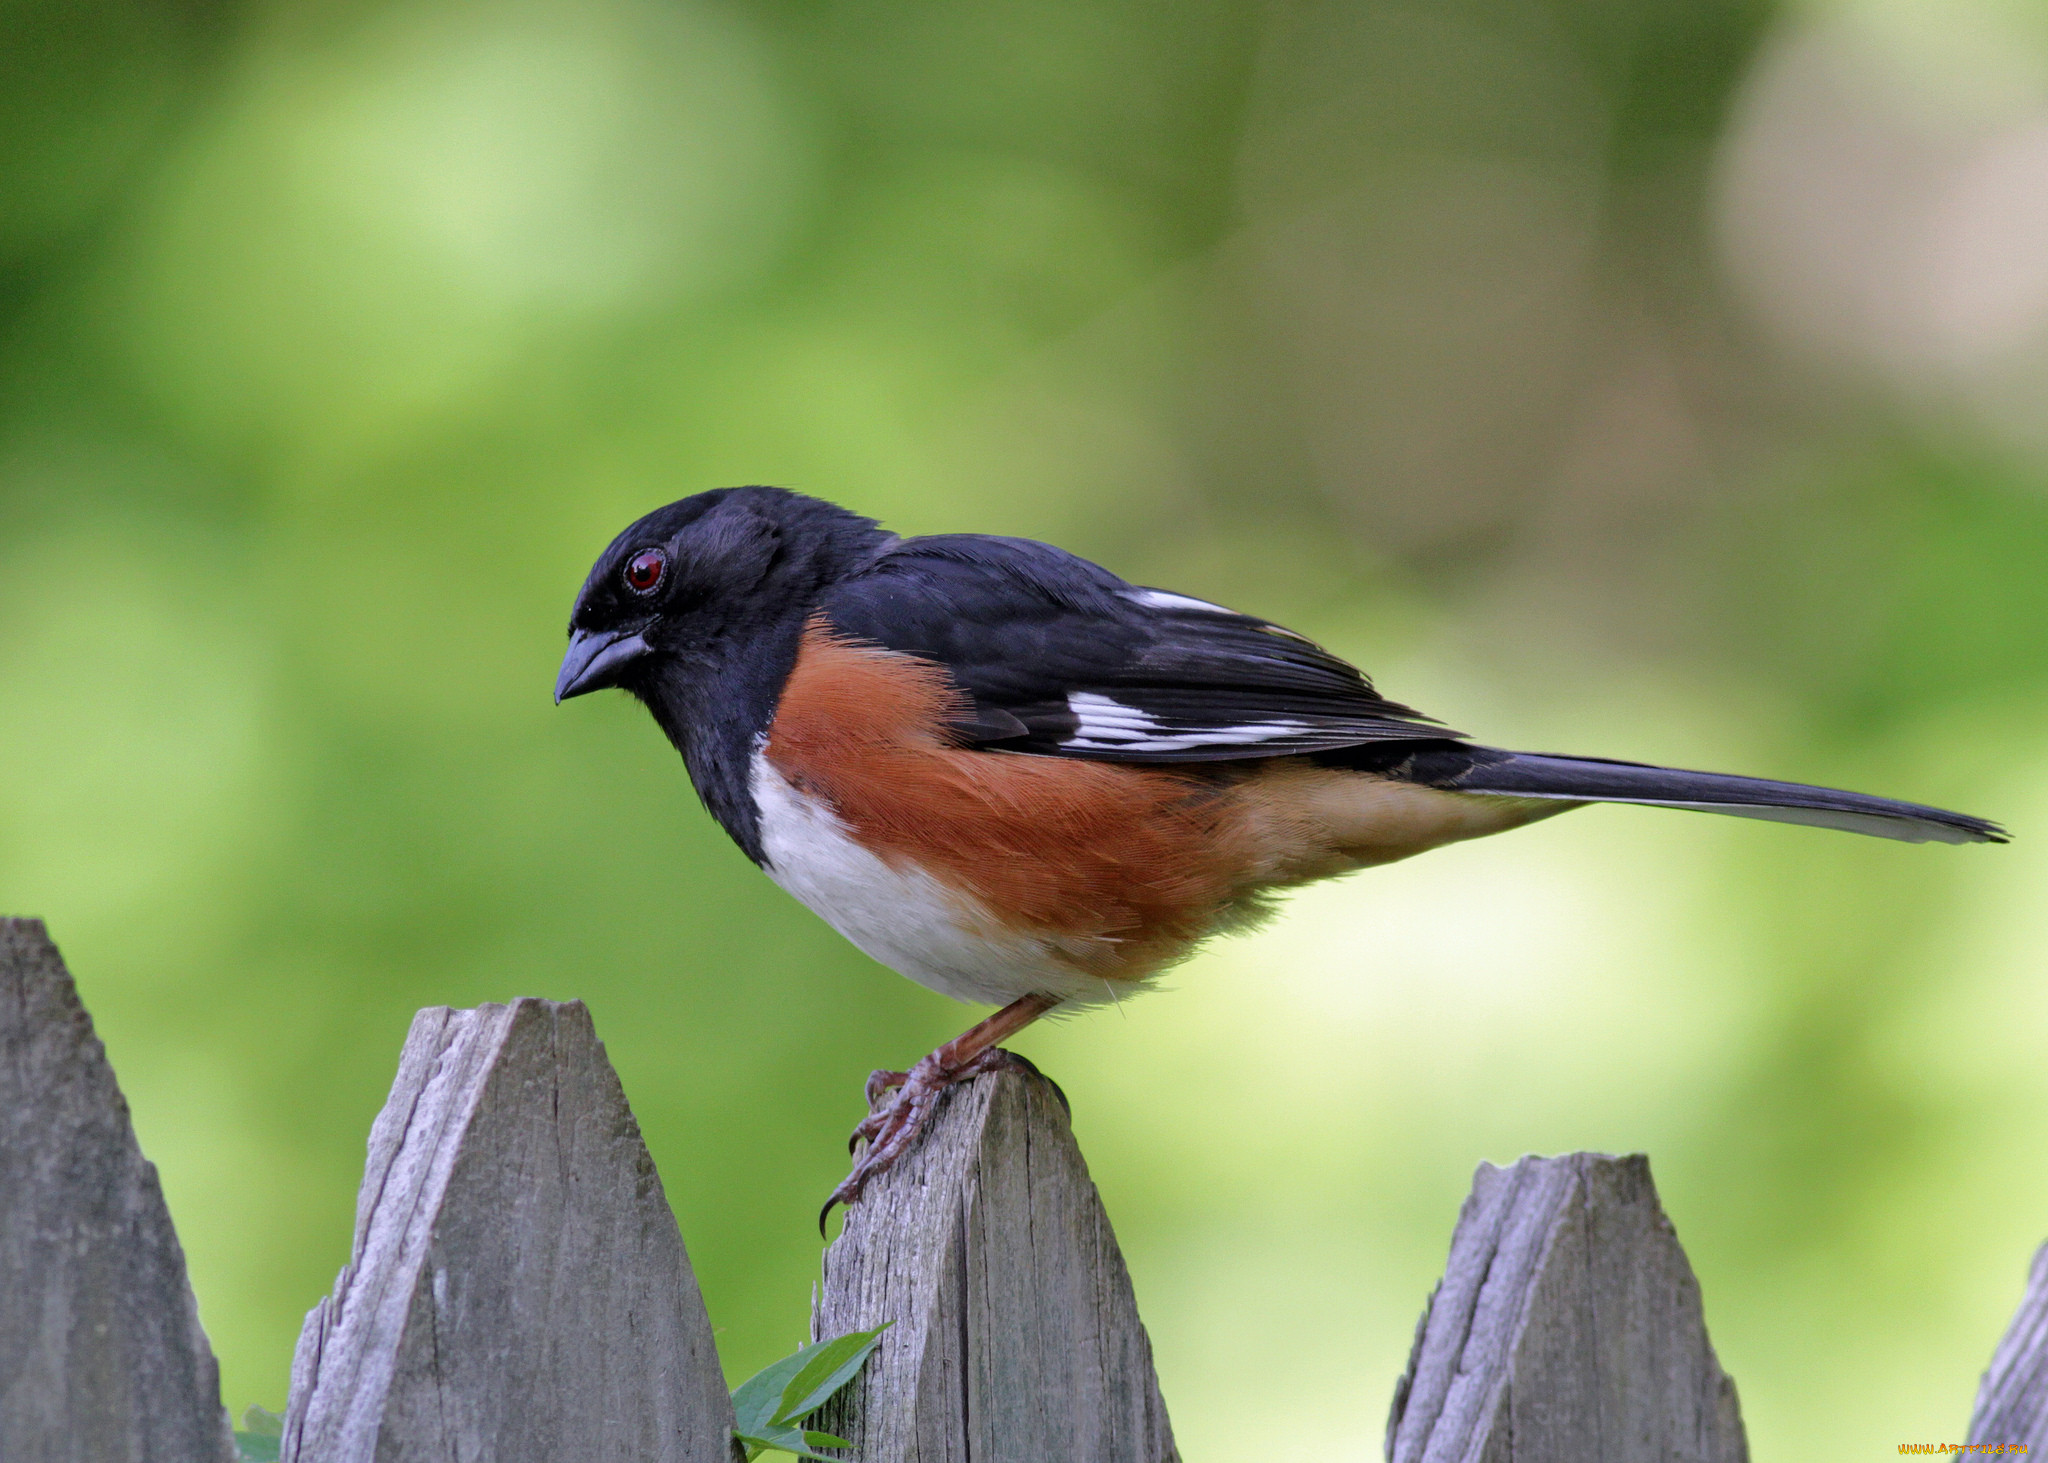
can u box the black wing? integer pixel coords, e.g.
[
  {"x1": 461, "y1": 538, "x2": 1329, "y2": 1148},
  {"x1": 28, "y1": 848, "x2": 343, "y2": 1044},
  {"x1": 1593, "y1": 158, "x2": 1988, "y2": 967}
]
[{"x1": 816, "y1": 533, "x2": 1456, "y2": 762}]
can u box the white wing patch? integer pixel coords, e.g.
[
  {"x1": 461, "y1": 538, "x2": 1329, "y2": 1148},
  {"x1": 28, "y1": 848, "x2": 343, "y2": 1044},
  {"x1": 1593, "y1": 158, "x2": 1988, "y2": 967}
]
[
  {"x1": 1065, "y1": 692, "x2": 1163, "y2": 744},
  {"x1": 1125, "y1": 588, "x2": 1233, "y2": 614},
  {"x1": 1125, "y1": 586, "x2": 1316, "y2": 643},
  {"x1": 1064, "y1": 691, "x2": 1309, "y2": 753}
]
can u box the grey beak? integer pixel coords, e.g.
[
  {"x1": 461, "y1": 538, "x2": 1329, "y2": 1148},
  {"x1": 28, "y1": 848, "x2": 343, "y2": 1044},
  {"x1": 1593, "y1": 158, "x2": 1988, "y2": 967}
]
[{"x1": 555, "y1": 628, "x2": 652, "y2": 703}]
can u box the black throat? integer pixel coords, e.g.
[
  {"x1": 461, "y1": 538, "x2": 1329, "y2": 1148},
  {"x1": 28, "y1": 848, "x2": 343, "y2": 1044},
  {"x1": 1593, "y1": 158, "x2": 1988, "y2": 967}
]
[
  {"x1": 632, "y1": 611, "x2": 808, "y2": 865},
  {"x1": 617, "y1": 491, "x2": 896, "y2": 864}
]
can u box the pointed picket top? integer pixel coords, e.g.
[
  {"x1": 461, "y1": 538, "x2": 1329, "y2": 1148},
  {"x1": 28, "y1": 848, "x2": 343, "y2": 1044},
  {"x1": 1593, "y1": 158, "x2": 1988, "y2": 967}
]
[
  {"x1": 1967, "y1": 1240, "x2": 2048, "y2": 1450},
  {"x1": 0, "y1": 917, "x2": 237, "y2": 1463},
  {"x1": 282, "y1": 997, "x2": 738, "y2": 1463},
  {"x1": 1387, "y1": 1152, "x2": 1747, "y2": 1463},
  {"x1": 812, "y1": 1062, "x2": 1178, "y2": 1463}
]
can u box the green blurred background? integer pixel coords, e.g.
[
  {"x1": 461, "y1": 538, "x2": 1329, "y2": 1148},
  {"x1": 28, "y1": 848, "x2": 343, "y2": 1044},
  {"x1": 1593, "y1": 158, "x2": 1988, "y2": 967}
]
[{"x1": 4, "y1": 0, "x2": 2046, "y2": 1453}]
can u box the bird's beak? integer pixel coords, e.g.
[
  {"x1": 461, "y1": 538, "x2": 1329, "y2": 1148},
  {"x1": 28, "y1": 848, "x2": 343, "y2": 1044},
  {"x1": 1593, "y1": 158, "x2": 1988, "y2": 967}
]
[{"x1": 555, "y1": 628, "x2": 652, "y2": 703}]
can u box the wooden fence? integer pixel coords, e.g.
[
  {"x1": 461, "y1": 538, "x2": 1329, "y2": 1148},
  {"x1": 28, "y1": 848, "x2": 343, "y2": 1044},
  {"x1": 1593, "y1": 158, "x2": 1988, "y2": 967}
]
[{"x1": 4, "y1": 911, "x2": 2045, "y2": 1460}]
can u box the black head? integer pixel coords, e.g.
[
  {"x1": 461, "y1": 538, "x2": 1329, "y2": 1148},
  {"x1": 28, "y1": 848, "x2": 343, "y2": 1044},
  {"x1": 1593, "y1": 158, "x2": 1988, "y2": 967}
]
[
  {"x1": 554, "y1": 486, "x2": 891, "y2": 706},
  {"x1": 555, "y1": 488, "x2": 894, "y2": 861}
]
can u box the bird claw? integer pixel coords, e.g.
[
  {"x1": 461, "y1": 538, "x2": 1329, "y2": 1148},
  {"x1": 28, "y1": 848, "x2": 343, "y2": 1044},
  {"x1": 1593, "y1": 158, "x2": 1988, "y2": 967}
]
[
  {"x1": 818, "y1": 1047, "x2": 1039, "y2": 1234},
  {"x1": 845, "y1": 1070, "x2": 912, "y2": 1152},
  {"x1": 863, "y1": 1067, "x2": 909, "y2": 1109}
]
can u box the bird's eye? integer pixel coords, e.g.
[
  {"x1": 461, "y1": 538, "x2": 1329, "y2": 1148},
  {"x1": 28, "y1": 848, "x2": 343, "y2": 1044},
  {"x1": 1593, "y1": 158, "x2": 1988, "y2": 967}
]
[{"x1": 624, "y1": 548, "x2": 668, "y2": 595}]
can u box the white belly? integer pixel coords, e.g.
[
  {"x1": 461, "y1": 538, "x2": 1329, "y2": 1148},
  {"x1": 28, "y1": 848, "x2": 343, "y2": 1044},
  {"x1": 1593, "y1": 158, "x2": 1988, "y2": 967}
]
[{"x1": 749, "y1": 752, "x2": 1112, "y2": 1007}]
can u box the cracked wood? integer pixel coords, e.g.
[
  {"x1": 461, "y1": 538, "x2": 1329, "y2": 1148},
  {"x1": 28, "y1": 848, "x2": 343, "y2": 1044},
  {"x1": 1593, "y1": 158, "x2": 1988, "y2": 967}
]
[
  {"x1": 281, "y1": 998, "x2": 738, "y2": 1463},
  {"x1": 0, "y1": 917, "x2": 237, "y2": 1463},
  {"x1": 1386, "y1": 1152, "x2": 1748, "y2": 1463},
  {"x1": 811, "y1": 1064, "x2": 1178, "y2": 1463}
]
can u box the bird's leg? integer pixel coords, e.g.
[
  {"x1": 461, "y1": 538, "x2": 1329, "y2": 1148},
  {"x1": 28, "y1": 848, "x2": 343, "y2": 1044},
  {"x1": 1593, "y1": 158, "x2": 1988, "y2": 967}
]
[
  {"x1": 844, "y1": 993, "x2": 1062, "y2": 1152},
  {"x1": 824, "y1": 992, "x2": 1063, "y2": 1228}
]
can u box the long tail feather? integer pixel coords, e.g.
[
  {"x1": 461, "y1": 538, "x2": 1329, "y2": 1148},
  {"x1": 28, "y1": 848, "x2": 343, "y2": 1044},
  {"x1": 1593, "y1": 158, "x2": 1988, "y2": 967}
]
[{"x1": 1387, "y1": 745, "x2": 2007, "y2": 846}]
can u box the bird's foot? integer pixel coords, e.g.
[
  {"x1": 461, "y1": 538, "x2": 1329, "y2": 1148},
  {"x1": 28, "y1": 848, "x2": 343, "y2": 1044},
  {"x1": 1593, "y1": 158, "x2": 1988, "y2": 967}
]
[
  {"x1": 820, "y1": 1048, "x2": 1043, "y2": 1231},
  {"x1": 846, "y1": 1067, "x2": 910, "y2": 1150}
]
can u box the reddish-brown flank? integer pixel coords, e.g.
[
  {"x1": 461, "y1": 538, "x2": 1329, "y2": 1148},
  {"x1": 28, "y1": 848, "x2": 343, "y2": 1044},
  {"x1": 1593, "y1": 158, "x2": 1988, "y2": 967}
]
[
  {"x1": 764, "y1": 619, "x2": 1264, "y2": 978},
  {"x1": 763, "y1": 618, "x2": 1554, "y2": 981}
]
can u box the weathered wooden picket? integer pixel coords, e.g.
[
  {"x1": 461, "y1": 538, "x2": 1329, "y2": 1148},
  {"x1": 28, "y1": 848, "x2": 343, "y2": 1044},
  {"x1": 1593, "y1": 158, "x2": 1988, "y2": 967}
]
[{"x1": 4, "y1": 911, "x2": 2046, "y2": 1460}]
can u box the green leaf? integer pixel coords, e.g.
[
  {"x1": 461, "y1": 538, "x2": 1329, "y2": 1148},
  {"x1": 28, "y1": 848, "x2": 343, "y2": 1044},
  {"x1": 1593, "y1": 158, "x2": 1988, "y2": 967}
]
[
  {"x1": 734, "y1": 1426, "x2": 842, "y2": 1461},
  {"x1": 732, "y1": 1350, "x2": 818, "y2": 1438},
  {"x1": 771, "y1": 1324, "x2": 892, "y2": 1425},
  {"x1": 730, "y1": 1323, "x2": 892, "y2": 1458},
  {"x1": 234, "y1": 1405, "x2": 284, "y2": 1461}
]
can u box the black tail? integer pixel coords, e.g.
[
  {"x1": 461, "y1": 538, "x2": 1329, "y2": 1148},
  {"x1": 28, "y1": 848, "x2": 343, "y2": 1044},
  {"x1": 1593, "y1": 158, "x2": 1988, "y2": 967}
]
[{"x1": 1373, "y1": 743, "x2": 2006, "y2": 845}]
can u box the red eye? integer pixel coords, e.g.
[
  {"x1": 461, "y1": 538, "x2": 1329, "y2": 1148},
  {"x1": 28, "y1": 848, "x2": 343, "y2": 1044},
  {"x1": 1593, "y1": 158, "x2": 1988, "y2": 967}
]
[{"x1": 624, "y1": 548, "x2": 667, "y2": 594}]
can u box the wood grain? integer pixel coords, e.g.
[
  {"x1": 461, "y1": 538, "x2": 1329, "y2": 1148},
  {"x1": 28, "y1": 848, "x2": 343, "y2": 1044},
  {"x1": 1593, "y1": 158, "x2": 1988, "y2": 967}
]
[
  {"x1": 1968, "y1": 1240, "x2": 2048, "y2": 1449},
  {"x1": 0, "y1": 916, "x2": 237, "y2": 1463},
  {"x1": 1386, "y1": 1152, "x2": 1747, "y2": 1463},
  {"x1": 281, "y1": 998, "x2": 738, "y2": 1463},
  {"x1": 811, "y1": 1064, "x2": 1178, "y2": 1463}
]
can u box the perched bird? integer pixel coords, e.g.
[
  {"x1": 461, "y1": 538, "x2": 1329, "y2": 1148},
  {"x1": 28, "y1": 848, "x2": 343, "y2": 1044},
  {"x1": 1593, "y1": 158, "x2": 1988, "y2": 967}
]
[{"x1": 555, "y1": 487, "x2": 2004, "y2": 1217}]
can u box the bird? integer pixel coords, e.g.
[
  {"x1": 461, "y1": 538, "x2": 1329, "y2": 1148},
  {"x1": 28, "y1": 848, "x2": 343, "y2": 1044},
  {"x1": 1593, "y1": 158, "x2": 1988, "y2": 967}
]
[{"x1": 553, "y1": 486, "x2": 2005, "y2": 1220}]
